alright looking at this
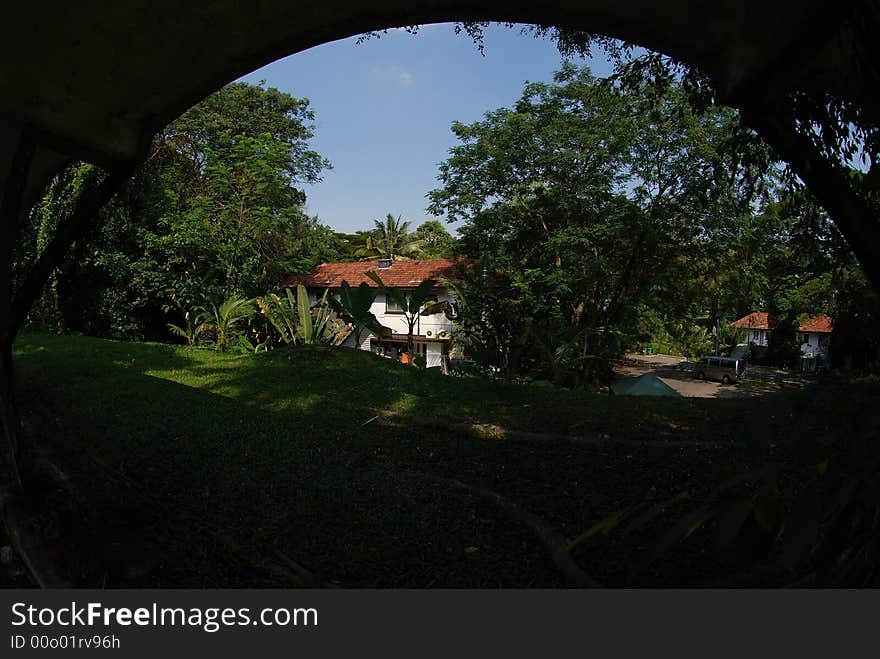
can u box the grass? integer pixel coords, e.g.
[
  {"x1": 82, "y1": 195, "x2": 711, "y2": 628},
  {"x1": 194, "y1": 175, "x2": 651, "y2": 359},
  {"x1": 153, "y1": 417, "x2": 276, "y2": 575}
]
[{"x1": 10, "y1": 332, "x2": 878, "y2": 587}]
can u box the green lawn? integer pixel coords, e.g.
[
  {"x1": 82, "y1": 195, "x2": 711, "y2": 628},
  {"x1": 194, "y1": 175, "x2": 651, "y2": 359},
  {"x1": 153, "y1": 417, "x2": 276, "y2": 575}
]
[{"x1": 11, "y1": 332, "x2": 876, "y2": 586}]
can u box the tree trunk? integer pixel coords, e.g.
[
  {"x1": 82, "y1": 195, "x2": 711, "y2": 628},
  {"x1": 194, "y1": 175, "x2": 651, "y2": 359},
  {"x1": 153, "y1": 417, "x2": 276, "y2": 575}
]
[
  {"x1": 0, "y1": 126, "x2": 37, "y2": 494},
  {"x1": 9, "y1": 165, "x2": 135, "y2": 337},
  {"x1": 741, "y1": 106, "x2": 880, "y2": 293},
  {"x1": 0, "y1": 340, "x2": 22, "y2": 492}
]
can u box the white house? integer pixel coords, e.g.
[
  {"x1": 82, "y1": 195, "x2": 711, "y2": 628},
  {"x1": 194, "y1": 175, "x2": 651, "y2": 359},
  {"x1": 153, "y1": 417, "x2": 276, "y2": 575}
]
[
  {"x1": 733, "y1": 312, "x2": 773, "y2": 348},
  {"x1": 730, "y1": 311, "x2": 834, "y2": 366},
  {"x1": 285, "y1": 258, "x2": 472, "y2": 369}
]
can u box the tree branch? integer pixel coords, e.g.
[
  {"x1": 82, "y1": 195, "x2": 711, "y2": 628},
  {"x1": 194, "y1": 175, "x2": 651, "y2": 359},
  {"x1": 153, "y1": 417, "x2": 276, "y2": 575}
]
[
  {"x1": 0, "y1": 126, "x2": 37, "y2": 345},
  {"x1": 741, "y1": 105, "x2": 880, "y2": 292}
]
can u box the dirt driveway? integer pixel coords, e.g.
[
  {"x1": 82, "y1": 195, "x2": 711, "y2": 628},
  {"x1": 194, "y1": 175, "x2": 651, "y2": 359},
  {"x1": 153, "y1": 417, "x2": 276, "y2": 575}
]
[{"x1": 612, "y1": 354, "x2": 789, "y2": 398}]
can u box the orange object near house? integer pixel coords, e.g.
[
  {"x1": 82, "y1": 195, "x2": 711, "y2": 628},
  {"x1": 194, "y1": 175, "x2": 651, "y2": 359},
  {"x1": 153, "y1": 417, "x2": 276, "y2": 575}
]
[{"x1": 401, "y1": 352, "x2": 410, "y2": 365}]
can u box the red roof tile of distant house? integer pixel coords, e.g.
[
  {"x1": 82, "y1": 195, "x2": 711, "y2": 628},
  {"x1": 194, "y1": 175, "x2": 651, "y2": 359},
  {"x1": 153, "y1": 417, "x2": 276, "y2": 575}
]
[
  {"x1": 798, "y1": 314, "x2": 833, "y2": 333},
  {"x1": 284, "y1": 258, "x2": 475, "y2": 289},
  {"x1": 730, "y1": 312, "x2": 833, "y2": 333},
  {"x1": 731, "y1": 312, "x2": 770, "y2": 330}
]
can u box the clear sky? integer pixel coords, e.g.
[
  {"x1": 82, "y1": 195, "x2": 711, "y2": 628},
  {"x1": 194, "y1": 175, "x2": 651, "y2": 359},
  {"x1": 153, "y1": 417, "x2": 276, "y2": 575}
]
[{"x1": 237, "y1": 23, "x2": 614, "y2": 235}]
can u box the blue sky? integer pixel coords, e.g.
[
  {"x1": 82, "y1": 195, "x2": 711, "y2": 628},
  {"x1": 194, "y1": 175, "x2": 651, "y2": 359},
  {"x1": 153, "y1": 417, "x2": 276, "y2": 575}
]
[{"x1": 237, "y1": 23, "x2": 614, "y2": 235}]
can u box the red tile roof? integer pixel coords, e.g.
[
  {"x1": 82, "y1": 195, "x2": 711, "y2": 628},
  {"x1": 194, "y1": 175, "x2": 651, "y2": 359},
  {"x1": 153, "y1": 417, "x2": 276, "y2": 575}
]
[
  {"x1": 798, "y1": 314, "x2": 834, "y2": 333},
  {"x1": 285, "y1": 258, "x2": 475, "y2": 289},
  {"x1": 730, "y1": 312, "x2": 833, "y2": 333},
  {"x1": 731, "y1": 312, "x2": 770, "y2": 330}
]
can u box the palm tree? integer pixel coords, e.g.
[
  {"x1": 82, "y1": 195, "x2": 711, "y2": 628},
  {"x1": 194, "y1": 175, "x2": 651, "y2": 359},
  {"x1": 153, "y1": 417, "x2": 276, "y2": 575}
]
[
  {"x1": 202, "y1": 297, "x2": 254, "y2": 351},
  {"x1": 358, "y1": 213, "x2": 423, "y2": 261}
]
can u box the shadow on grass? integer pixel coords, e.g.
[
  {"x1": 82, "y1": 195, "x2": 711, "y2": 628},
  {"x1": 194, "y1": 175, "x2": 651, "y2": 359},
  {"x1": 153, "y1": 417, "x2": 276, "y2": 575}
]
[{"x1": 10, "y1": 333, "x2": 876, "y2": 587}]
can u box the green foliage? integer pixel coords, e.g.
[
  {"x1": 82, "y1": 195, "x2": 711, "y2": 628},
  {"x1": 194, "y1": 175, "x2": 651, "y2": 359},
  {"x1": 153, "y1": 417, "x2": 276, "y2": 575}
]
[
  {"x1": 256, "y1": 289, "x2": 300, "y2": 345},
  {"x1": 430, "y1": 63, "x2": 763, "y2": 386},
  {"x1": 165, "y1": 296, "x2": 210, "y2": 347},
  {"x1": 295, "y1": 285, "x2": 316, "y2": 344},
  {"x1": 830, "y1": 267, "x2": 880, "y2": 370},
  {"x1": 412, "y1": 220, "x2": 457, "y2": 258},
  {"x1": 297, "y1": 287, "x2": 342, "y2": 346},
  {"x1": 635, "y1": 309, "x2": 713, "y2": 359},
  {"x1": 327, "y1": 281, "x2": 388, "y2": 347},
  {"x1": 766, "y1": 306, "x2": 803, "y2": 369},
  {"x1": 444, "y1": 262, "x2": 531, "y2": 381},
  {"x1": 358, "y1": 214, "x2": 424, "y2": 261},
  {"x1": 257, "y1": 285, "x2": 340, "y2": 347},
  {"x1": 21, "y1": 81, "x2": 332, "y2": 341},
  {"x1": 201, "y1": 297, "x2": 254, "y2": 351}
]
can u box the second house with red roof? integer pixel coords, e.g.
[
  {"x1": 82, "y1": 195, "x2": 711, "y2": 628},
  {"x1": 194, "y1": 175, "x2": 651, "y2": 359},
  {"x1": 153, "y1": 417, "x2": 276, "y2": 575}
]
[{"x1": 730, "y1": 311, "x2": 834, "y2": 368}]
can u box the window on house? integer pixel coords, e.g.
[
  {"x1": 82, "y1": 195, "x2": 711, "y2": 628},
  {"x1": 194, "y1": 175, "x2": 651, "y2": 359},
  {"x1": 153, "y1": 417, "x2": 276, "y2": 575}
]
[{"x1": 385, "y1": 293, "x2": 404, "y2": 314}]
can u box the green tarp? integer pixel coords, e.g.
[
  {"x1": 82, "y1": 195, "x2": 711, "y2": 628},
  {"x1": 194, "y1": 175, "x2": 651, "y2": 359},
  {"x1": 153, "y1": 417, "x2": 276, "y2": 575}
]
[{"x1": 610, "y1": 373, "x2": 682, "y2": 397}]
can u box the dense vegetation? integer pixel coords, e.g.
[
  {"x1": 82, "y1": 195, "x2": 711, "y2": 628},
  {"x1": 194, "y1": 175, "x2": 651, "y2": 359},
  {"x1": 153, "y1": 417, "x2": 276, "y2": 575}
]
[
  {"x1": 16, "y1": 72, "x2": 879, "y2": 387},
  {"x1": 431, "y1": 65, "x2": 879, "y2": 385}
]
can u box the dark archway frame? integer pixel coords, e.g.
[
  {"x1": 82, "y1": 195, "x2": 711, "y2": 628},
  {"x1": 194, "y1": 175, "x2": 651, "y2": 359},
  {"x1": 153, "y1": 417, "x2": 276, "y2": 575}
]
[{"x1": 0, "y1": 2, "x2": 877, "y2": 583}]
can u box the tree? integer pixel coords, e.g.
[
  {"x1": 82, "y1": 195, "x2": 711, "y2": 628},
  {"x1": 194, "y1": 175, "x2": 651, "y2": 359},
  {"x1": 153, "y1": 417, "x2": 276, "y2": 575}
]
[
  {"x1": 21, "y1": 81, "x2": 332, "y2": 341},
  {"x1": 392, "y1": 20, "x2": 880, "y2": 291},
  {"x1": 185, "y1": 130, "x2": 310, "y2": 297},
  {"x1": 412, "y1": 220, "x2": 457, "y2": 258},
  {"x1": 359, "y1": 214, "x2": 423, "y2": 261},
  {"x1": 430, "y1": 64, "x2": 763, "y2": 385},
  {"x1": 444, "y1": 259, "x2": 533, "y2": 381}
]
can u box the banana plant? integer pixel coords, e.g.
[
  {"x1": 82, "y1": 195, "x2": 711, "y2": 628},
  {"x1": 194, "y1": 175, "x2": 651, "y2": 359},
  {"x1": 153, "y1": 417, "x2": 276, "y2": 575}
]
[
  {"x1": 367, "y1": 271, "x2": 437, "y2": 359},
  {"x1": 256, "y1": 288, "x2": 299, "y2": 345},
  {"x1": 257, "y1": 285, "x2": 339, "y2": 346},
  {"x1": 328, "y1": 280, "x2": 391, "y2": 348},
  {"x1": 296, "y1": 285, "x2": 339, "y2": 345}
]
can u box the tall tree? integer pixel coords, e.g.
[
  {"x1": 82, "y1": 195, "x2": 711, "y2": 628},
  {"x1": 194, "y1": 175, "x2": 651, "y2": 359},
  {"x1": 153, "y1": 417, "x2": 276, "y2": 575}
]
[
  {"x1": 430, "y1": 64, "x2": 766, "y2": 386},
  {"x1": 20, "y1": 81, "x2": 332, "y2": 340},
  {"x1": 412, "y1": 220, "x2": 457, "y2": 258}
]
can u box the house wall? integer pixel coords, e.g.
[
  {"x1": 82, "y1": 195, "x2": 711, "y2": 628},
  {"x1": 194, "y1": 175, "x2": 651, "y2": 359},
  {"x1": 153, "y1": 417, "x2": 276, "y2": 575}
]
[
  {"x1": 799, "y1": 332, "x2": 830, "y2": 359},
  {"x1": 341, "y1": 330, "x2": 371, "y2": 351},
  {"x1": 309, "y1": 288, "x2": 456, "y2": 347},
  {"x1": 368, "y1": 291, "x2": 456, "y2": 338},
  {"x1": 749, "y1": 329, "x2": 770, "y2": 346}
]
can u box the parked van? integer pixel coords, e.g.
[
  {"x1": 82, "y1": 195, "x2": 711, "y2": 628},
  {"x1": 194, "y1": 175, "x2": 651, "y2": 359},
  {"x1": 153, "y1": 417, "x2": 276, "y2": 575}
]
[{"x1": 695, "y1": 356, "x2": 745, "y2": 384}]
